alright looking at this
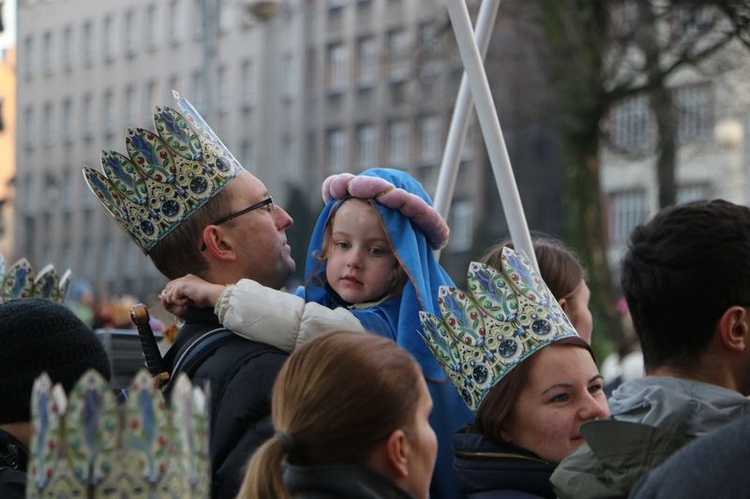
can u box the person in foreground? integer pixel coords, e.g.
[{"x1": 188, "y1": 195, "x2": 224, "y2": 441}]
[
  {"x1": 83, "y1": 92, "x2": 361, "y2": 498},
  {"x1": 161, "y1": 168, "x2": 472, "y2": 498},
  {"x1": 0, "y1": 298, "x2": 111, "y2": 499},
  {"x1": 420, "y1": 247, "x2": 609, "y2": 498},
  {"x1": 481, "y1": 235, "x2": 593, "y2": 342},
  {"x1": 551, "y1": 199, "x2": 750, "y2": 499},
  {"x1": 238, "y1": 331, "x2": 436, "y2": 499}
]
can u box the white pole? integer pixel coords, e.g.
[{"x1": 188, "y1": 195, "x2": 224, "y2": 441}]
[
  {"x1": 444, "y1": 0, "x2": 537, "y2": 270},
  {"x1": 433, "y1": 0, "x2": 500, "y2": 222}
]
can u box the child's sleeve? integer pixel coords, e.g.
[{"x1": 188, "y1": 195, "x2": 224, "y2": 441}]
[{"x1": 215, "y1": 279, "x2": 365, "y2": 352}]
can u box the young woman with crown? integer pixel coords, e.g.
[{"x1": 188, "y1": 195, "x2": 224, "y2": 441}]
[{"x1": 420, "y1": 247, "x2": 609, "y2": 498}]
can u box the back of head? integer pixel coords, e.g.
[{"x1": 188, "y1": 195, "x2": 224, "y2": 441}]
[
  {"x1": 621, "y1": 199, "x2": 750, "y2": 371},
  {"x1": 241, "y1": 331, "x2": 422, "y2": 498},
  {"x1": 481, "y1": 236, "x2": 584, "y2": 301},
  {"x1": 0, "y1": 298, "x2": 111, "y2": 424}
]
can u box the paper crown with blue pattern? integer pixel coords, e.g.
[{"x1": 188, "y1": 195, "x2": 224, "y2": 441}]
[
  {"x1": 0, "y1": 254, "x2": 71, "y2": 303},
  {"x1": 419, "y1": 247, "x2": 581, "y2": 412},
  {"x1": 27, "y1": 369, "x2": 210, "y2": 498},
  {"x1": 83, "y1": 91, "x2": 243, "y2": 254}
]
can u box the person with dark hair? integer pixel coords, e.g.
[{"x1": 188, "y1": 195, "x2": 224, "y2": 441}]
[
  {"x1": 239, "y1": 331, "x2": 437, "y2": 499},
  {"x1": 481, "y1": 235, "x2": 593, "y2": 342},
  {"x1": 551, "y1": 199, "x2": 750, "y2": 499},
  {"x1": 83, "y1": 92, "x2": 364, "y2": 498},
  {"x1": 421, "y1": 248, "x2": 609, "y2": 498},
  {"x1": 0, "y1": 298, "x2": 111, "y2": 499}
]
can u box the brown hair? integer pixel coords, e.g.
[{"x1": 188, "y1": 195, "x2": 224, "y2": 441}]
[
  {"x1": 310, "y1": 198, "x2": 408, "y2": 296},
  {"x1": 148, "y1": 186, "x2": 233, "y2": 279},
  {"x1": 475, "y1": 337, "x2": 592, "y2": 444},
  {"x1": 481, "y1": 236, "x2": 585, "y2": 301},
  {"x1": 239, "y1": 331, "x2": 423, "y2": 499}
]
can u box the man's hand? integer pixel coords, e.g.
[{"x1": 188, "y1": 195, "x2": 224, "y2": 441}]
[{"x1": 160, "y1": 274, "x2": 226, "y2": 318}]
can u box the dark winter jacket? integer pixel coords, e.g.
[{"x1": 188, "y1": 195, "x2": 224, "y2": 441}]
[
  {"x1": 284, "y1": 464, "x2": 415, "y2": 498},
  {"x1": 0, "y1": 428, "x2": 28, "y2": 499},
  {"x1": 453, "y1": 428, "x2": 557, "y2": 499},
  {"x1": 163, "y1": 307, "x2": 287, "y2": 499}
]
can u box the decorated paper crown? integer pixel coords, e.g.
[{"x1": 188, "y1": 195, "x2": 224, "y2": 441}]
[
  {"x1": 0, "y1": 254, "x2": 71, "y2": 303},
  {"x1": 83, "y1": 91, "x2": 244, "y2": 254},
  {"x1": 419, "y1": 247, "x2": 581, "y2": 412},
  {"x1": 27, "y1": 369, "x2": 209, "y2": 498},
  {"x1": 322, "y1": 172, "x2": 450, "y2": 249}
]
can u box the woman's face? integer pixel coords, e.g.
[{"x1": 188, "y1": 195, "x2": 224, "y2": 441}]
[
  {"x1": 501, "y1": 345, "x2": 609, "y2": 463},
  {"x1": 402, "y1": 376, "x2": 437, "y2": 499},
  {"x1": 560, "y1": 280, "x2": 593, "y2": 343}
]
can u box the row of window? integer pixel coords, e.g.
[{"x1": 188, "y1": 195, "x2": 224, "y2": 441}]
[
  {"x1": 608, "y1": 82, "x2": 714, "y2": 153},
  {"x1": 325, "y1": 116, "x2": 471, "y2": 173},
  {"x1": 22, "y1": 0, "x2": 235, "y2": 79},
  {"x1": 21, "y1": 62, "x2": 260, "y2": 150}
]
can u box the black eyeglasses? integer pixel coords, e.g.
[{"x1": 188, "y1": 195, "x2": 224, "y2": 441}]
[{"x1": 200, "y1": 197, "x2": 274, "y2": 251}]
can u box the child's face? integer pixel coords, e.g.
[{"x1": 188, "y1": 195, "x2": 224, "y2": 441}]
[{"x1": 325, "y1": 199, "x2": 398, "y2": 304}]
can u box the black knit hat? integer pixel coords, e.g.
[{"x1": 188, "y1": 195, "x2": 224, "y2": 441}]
[{"x1": 0, "y1": 298, "x2": 111, "y2": 424}]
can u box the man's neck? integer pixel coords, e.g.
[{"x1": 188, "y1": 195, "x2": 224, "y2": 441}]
[
  {"x1": 649, "y1": 355, "x2": 741, "y2": 393},
  {"x1": 0, "y1": 422, "x2": 31, "y2": 447}
]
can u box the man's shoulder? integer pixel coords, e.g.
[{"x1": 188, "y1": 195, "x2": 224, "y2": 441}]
[{"x1": 551, "y1": 420, "x2": 694, "y2": 499}]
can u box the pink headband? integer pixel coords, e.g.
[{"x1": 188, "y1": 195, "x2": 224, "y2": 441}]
[{"x1": 321, "y1": 173, "x2": 450, "y2": 249}]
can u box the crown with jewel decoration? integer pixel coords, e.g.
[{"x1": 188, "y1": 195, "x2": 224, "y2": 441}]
[
  {"x1": 419, "y1": 247, "x2": 582, "y2": 412},
  {"x1": 27, "y1": 369, "x2": 210, "y2": 498},
  {"x1": 0, "y1": 254, "x2": 71, "y2": 303},
  {"x1": 82, "y1": 91, "x2": 244, "y2": 254}
]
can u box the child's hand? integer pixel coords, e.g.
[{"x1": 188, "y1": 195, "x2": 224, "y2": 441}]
[{"x1": 160, "y1": 274, "x2": 225, "y2": 317}]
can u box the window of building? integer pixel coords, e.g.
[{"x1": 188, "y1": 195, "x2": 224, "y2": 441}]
[
  {"x1": 61, "y1": 166, "x2": 75, "y2": 212},
  {"x1": 448, "y1": 200, "x2": 474, "y2": 252},
  {"x1": 356, "y1": 124, "x2": 377, "y2": 169},
  {"x1": 609, "y1": 94, "x2": 654, "y2": 154},
  {"x1": 193, "y1": 0, "x2": 205, "y2": 39},
  {"x1": 62, "y1": 26, "x2": 74, "y2": 70},
  {"x1": 103, "y1": 16, "x2": 115, "y2": 62},
  {"x1": 387, "y1": 119, "x2": 409, "y2": 166},
  {"x1": 82, "y1": 21, "x2": 95, "y2": 67},
  {"x1": 327, "y1": 42, "x2": 348, "y2": 94},
  {"x1": 23, "y1": 35, "x2": 34, "y2": 80},
  {"x1": 676, "y1": 183, "x2": 710, "y2": 205},
  {"x1": 282, "y1": 136, "x2": 296, "y2": 177},
  {"x1": 217, "y1": 66, "x2": 229, "y2": 112},
  {"x1": 218, "y1": 0, "x2": 231, "y2": 33},
  {"x1": 675, "y1": 82, "x2": 713, "y2": 144},
  {"x1": 146, "y1": 4, "x2": 159, "y2": 51},
  {"x1": 103, "y1": 89, "x2": 115, "y2": 137},
  {"x1": 24, "y1": 106, "x2": 36, "y2": 150},
  {"x1": 42, "y1": 102, "x2": 54, "y2": 146},
  {"x1": 240, "y1": 59, "x2": 255, "y2": 108},
  {"x1": 357, "y1": 36, "x2": 377, "y2": 88},
  {"x1": 62, "y1": 98, "x2": 74, "y2": 143},
  {"x1": 42, "y1": 31, "x2": 54, "y2": 75},
  {"x1": 168, "y1": 74, "x2": 182, "y2": 98},
  {"x1": 282, "y1": 53, "x2": 296, "y2": 100},
  {"x1": 125, "y1": 9, "x2": 138, "y2": 56},
  {"x1": 387, "y1": 29, "x2": 409, "y2": 82},
  {"x1": 191, "y1": 70, "x2": 205, "y2": 111},
  {"x1": 169, "y1": 0, "x2": 184, "y2": 45},
  {"x1": 419, "y1": 115, "x2": 442, "y2": 164},
  {"x1": 327, "y1": 128, "x2": 348, "y2": 173},
  {"x1": 609, "y1": 189, "x2": 649, "y2": 245},
  {"x1": 143, "y1": 79, "x2": 158, "y2": 121},
  {"x1": 125, "y1": 85, "x2": 137, "y2": 125},
  {"x1": 82, "y1": 93, "x2": 94, "y2": 139},
  {"x1": 240, "y1": 140, "x2": 253, "y2": 169}
]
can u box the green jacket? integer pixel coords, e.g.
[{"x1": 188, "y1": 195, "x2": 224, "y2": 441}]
[{"x1": 550, "y1": 420, "x2": 695, "y2": 499}]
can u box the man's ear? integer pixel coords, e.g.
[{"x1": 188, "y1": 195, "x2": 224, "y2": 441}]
[
  {"x1": 384, "y1": 429, "x2": 409, "y2": 479},
  {"x1": 718, "y1": 306, "x2": 749, "y2": 353},
  {"x1": 201, "y1": 225, "x2": 237, "y2": 261}
]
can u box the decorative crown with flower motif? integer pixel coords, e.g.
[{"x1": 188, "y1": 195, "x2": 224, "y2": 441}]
[
  {"x1": 26, "y1": 369, "x2": 210, "y2": 498},
  {"x1": 419, "y1": 247, "x2": 581, "y2": 412},
  {"x1": 82, "y1": 91, "x2": 243, "y2": 254},
  {"x1": 0, "y1": 254, "x2": 71, "y2": 304}
]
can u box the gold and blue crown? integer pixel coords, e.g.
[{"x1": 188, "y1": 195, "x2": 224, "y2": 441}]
[
  {"x1": 83, "y1": 91, "x2": 243, "y2": 253},
  {"x1": 419, "y1": 247, "x2": 581, "y2": 412},
  {"x1": 27, "y1": 369, "x2": 210, "y2": 498},
  {"x1": 0, "y1": 255, "x2": 71, "y2": 303}
]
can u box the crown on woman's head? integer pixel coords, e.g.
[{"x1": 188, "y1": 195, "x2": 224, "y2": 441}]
[
  {"x1": 83, "y1": 91, "x2": 243, "y2": 254},
  {"x1": 419, "y1": 247, "x2": 581, "y2": 412},
  {"x1": 0, "y1": 255, "x2": 71, "y2": 303},
  {"x1": 27, "y1": 369, "x2": 209, "y2": 498}
]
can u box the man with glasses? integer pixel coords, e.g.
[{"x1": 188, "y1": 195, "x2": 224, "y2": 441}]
[
  {"x1": 84, "y1": 92, "x2": 362, "y2": 498},
  {"x1": 551, "y1": 199, "x2": 750, "y2": 499}
]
